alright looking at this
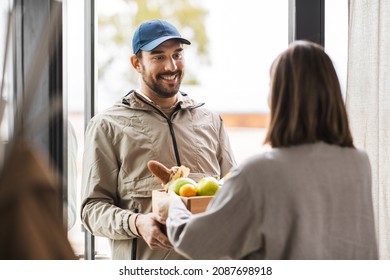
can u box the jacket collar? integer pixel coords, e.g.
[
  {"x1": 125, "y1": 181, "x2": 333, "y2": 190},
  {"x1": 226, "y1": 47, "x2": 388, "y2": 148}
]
[{"x1": 121, "y1": 90, "x2": 204, "y2": 110}]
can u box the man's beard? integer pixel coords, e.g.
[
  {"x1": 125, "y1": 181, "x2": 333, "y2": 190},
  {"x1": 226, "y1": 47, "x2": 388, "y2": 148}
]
[{"x1": 142, "y1": 71, "x2": 183, "y2": 99}]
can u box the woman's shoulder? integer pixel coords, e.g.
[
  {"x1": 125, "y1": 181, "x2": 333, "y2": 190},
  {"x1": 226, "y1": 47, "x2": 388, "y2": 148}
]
[
  {"x1": 240, "y1": 142, "x2": 370, "y2": 168},
  {"x1": 318, "y1": 142, "x2": 370, "y2": 161},
  {"x1": 237, "y1": 147, "x2": 281, "y2": 171}
]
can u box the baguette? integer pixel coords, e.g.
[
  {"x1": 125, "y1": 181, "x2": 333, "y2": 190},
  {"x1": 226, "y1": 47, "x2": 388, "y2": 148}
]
[
  {"x1": 147, "y1": 160, "x2": 172, "y2": 185},
  {"x1": 147, "y1": 160, "x2": 190, "y2": 191}
]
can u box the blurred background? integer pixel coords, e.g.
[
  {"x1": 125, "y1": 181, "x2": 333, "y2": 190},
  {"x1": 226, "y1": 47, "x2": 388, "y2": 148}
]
[{"x1": 0, "y1": 0, "x2": 347, "y2": 259}]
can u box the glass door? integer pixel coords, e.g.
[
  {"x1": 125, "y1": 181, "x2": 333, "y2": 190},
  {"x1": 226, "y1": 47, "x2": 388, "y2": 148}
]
[{"x1": 66, "y1": 0, "x2": 349, "y2": 260}]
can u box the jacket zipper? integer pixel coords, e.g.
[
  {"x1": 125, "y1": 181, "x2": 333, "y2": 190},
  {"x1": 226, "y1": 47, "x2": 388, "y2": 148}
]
[
  {"x1": 126, "y1": 94, "x2": 182, "y2": 166},
  {"x1": 166, "y1": 117, "x2": 181, "y2": 166}
]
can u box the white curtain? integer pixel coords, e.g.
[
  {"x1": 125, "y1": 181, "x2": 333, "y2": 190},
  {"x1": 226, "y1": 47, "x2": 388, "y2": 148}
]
[{"x1": 346, "y1": 0, "x2": 390, "y2": 259}]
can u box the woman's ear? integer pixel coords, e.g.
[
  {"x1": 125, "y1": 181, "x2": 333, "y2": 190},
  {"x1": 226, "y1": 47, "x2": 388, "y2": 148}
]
[{"x1": 130, "y1": 54, "x2": 142, "y2": 73}]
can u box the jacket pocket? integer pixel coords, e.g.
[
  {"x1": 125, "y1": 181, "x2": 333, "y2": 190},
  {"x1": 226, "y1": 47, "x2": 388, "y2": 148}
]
[
  {"x1": 120, "y1": 175, "x2": 162, "y2": 197},
  {"x1": 118, "y1": 176, "x2": 162, "y2": 213}
]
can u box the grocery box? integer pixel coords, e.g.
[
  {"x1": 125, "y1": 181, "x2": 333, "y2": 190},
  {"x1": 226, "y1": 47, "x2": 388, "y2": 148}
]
[{"x1": 152, "y1": 189, "x2": 214, "y2": 214}]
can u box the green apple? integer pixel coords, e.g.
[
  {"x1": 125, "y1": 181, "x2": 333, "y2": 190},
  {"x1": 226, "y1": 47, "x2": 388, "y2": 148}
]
[
  {"x1": 168, "y1": 177, "x2": 197, "y2": 195},
  {"x1": 196, "y1": 176, "x2": 220, "y2": 196}
]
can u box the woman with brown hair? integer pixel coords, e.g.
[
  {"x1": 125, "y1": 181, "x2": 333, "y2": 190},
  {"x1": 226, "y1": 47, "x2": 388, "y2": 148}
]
[{"x1": 163, "y1": 41, "x2": 378, "y2": 259}]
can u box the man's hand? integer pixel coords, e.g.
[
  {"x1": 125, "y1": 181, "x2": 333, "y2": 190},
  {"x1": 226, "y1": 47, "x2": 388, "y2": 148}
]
[{"x1": 135, "y1": 212, "x2": 173, "y2": 250}]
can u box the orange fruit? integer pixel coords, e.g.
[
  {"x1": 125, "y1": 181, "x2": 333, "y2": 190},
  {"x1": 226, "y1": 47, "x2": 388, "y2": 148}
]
[
  {"x1": 168, "y1": 177, "x2": 197, "y2": 195},
  {"x1": 179, "y1": 183, "x2": 197, "y2": 197}
]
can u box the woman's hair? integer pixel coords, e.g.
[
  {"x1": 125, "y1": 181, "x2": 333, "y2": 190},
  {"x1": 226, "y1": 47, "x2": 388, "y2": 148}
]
[{"x1": 264, "y1": 40, "x2": 354, "y2": 148}]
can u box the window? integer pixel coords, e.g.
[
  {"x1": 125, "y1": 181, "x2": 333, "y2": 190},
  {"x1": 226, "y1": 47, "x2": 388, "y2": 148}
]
[
  {"x1": 65, "y1": 0, "x2": 85, "y2": 258},
  {"x1": 325, "y1": 0, "x2": 348, "y2": 97},
  {"x1": 96, "y1": 0, "x2": 288, "y2": 165},
  {"x1": 0, "y1": 0, "x2": 13, "y2": 144}
]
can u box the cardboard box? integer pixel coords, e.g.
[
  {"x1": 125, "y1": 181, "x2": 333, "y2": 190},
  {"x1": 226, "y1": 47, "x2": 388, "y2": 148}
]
[{"x1": 152, "y1": 189, "x2": 214, "y2": 214}]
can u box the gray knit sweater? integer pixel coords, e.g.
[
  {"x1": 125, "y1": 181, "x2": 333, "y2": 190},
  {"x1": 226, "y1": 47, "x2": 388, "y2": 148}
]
[{"x1": 167, "y1": 142, "x2": 378, "y2": 259}]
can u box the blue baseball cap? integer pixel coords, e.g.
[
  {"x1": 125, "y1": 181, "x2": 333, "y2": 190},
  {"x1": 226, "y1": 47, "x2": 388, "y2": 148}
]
[{"x1": 132, "y1": 19, "x2": 191, "y2": 54}]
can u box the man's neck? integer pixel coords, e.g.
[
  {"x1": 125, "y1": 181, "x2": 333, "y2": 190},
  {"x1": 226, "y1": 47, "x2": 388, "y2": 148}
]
[{"x1": 138, "y1": 88, "x2": 178, "y2": 109}]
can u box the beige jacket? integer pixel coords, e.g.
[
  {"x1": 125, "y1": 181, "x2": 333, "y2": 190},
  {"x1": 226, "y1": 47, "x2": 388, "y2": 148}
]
[{"x1": 81, "y1": 90, "x2": 236, "y2": 260}]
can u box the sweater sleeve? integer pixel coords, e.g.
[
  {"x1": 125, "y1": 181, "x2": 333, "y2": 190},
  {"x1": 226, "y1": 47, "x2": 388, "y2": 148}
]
[{"x1": 167, "y1": 167, "x2": 262, "y2": 259}]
